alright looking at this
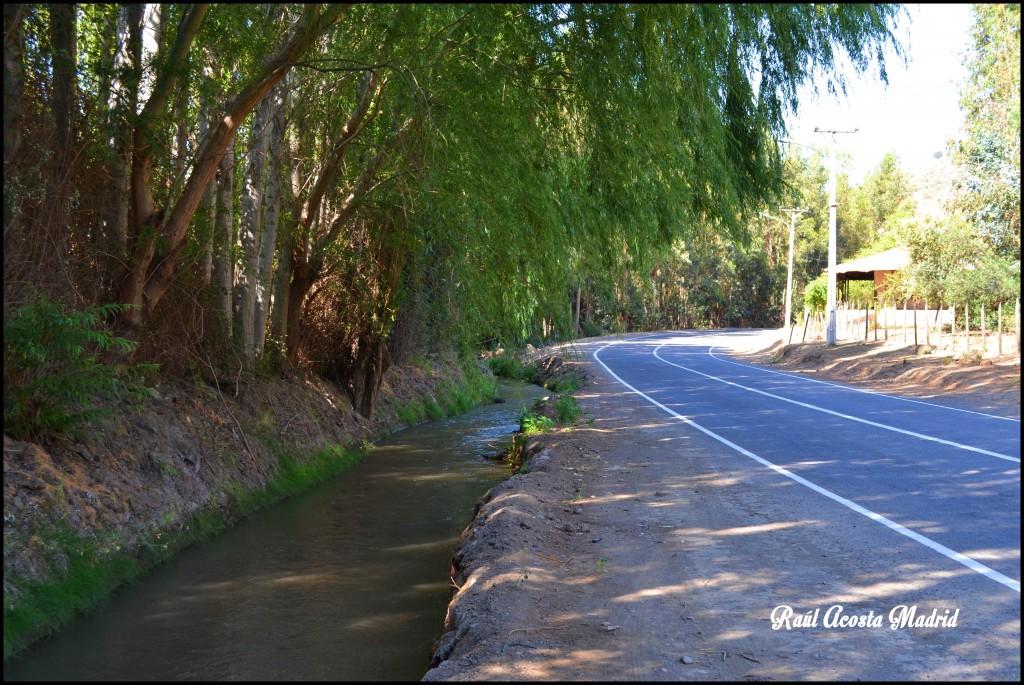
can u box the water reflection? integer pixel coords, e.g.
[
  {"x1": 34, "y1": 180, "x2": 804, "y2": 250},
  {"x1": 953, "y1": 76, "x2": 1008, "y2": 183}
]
[{"x1": 5, "y1": 382, "x2": 545, "y2": 682}]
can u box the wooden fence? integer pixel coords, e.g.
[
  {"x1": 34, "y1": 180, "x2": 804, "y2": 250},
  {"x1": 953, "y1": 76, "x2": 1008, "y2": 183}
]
[{"x1": 792, "y1": 298, "x2": 1021, "y2": 357}]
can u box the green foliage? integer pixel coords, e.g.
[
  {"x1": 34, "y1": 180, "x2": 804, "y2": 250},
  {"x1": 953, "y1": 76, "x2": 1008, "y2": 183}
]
[
  {"x1": 545, "y1": 373, "x2": 585, "y2": 395},
  {"x1": 3, "y1": 297, "x2": 157, "y2": 440},
  {"x1": 519, "y1": 412, "x2": 555, "y2": 435},
  {"x1": 953, "y1": 3, "x2": 1020, "y2": 260},
  {"x1": 5, "y1": 2, "x2": 909, "y2": 408},
  {"x1": 487, "y1": 354, "x2": 538, "y2": 383},
  {"x1": 896, "y1": 215, "x2": 1020, "y2": 306},
  {"x1": 803, "y1": 275, "x2": 828, "y2": 314},
  {"x1": 422, "y1": 396, "x2": 444, "y2": 421},
  {"x1": 579, "y1": 319, "x2": 606, "y2": 338},
  {"x1": 396, "y1": 400, "x2": 426, "y2": 428},
  {"x1": 555, "y1": 394, "x2": 581, "y2": 425}
]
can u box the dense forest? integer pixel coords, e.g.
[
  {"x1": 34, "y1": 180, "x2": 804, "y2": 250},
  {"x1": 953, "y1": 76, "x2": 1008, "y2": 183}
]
[{"x1": 3, "y1": 4, "x2": 1018, "y2": 433}]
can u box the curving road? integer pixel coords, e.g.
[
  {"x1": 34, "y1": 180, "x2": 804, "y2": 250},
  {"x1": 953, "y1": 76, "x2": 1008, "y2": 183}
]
[
  {"x1": 572, "y1": 329, "x2": 1020, "y2": 679},
  {"x1": 592, "y1": 330, "x2": 1021, "y2": 594}
]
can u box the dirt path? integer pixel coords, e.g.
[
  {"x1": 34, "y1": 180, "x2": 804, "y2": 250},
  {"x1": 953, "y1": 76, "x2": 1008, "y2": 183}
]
[{"x1": 423, "y1": 332, "x2": 1021, "y2": 681}]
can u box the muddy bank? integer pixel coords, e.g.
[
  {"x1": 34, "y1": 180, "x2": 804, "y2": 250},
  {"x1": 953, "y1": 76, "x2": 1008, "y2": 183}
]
[{"x1": 3, "y1": 356, "x2": 493, "y2": 661}]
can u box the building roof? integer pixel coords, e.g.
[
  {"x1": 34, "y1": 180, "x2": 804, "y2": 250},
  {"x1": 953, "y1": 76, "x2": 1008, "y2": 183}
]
[{"x1": 835, "y1": 247, "x2": 910, "y2": 280}]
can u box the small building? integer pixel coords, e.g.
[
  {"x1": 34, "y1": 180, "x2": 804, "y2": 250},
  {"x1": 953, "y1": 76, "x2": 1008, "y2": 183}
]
[{"x1": 834, "y1": 247, "x2": 915, "y2": 305}]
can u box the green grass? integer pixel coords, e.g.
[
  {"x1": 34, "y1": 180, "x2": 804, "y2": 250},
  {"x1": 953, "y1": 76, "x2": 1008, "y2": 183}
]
[
  {"x1": 3, "y1": 524, "x2": 142, "y2": 663},
  {"x1": 396, "y1": 400, "x2": 426, "y2": 427},
  {"x1": 422, "y1": 396, "x2": 444, "y2": 421}
]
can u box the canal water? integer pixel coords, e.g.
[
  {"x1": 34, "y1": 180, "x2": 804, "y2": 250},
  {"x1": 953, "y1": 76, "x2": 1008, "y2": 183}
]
[{"x1": 5, "y1": 381, "x2": 547, "y2": 681}]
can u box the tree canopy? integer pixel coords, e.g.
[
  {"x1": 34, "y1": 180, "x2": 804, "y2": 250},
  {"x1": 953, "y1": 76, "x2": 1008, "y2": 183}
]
[{"x1": 3, "y1": 3, "x2": 908, "y2": 416}]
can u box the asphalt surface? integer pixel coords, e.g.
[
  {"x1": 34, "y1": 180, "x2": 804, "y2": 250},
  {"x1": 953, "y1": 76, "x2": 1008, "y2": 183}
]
[
  {"x1": 593, "y1": 331, "x2": 1021, "y2": 593},
  {"x1": 583, "y1": 330, "x2": 1020, "y2": 678}
]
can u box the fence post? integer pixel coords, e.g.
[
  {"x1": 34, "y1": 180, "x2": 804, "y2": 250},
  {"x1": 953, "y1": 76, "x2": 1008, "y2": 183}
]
[
  {"x1": 801, "y1": 307, "x2": 811, "y2": 343},
  {"x1": 998, "y1": 302, "x2": 1003, "y2": 356},
  {"x1": 1016, "y1": 298, "x2": 1021, "y2": 353},
  {"x1": 924, "y1": 300, "x2": 930, "y2": 347},
  {"x1": 873, "y1": 304, "x2": 878, "y2": 341},
  {"x1": 951, "y1": 305, "x2": 956, "y2": 354},
  {"x1": 903, "y1": 300, "x2": 908, "y2": 343},
  {"x1": 883, "y1": 303, "x2": 888, "y2": 340},
  {"x1": 965, "y1": 303, "x2": 970, "y2": 352},
  {"x1": 913, "y1": 307, "x2": 918, "y2": 347},
  {"x1": 981, "y1": 303, "x2": 986, "y2": 354},
  {"x1": 864, "y1": 302, "x2": 869, "y2": 341}
]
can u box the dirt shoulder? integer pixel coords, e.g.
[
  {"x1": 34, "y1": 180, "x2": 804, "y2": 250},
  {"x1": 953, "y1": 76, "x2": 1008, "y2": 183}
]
[
  {"x1": 423, "y1": 332, "x2": 1020, "y2": 681},
  {"x1": 728, "y1": 329, "x2": 1020, "y2": 419}
]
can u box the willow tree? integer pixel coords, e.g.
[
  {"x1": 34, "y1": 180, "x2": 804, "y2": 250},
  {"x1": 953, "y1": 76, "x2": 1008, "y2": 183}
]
[{"x1": 395, "y1": 4, "x2": 906, "y2": 347}]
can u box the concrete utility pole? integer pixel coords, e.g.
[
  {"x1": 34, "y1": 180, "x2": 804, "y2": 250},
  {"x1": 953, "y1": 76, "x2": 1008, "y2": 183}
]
[
  {"x1": 761, "y1": 208, "x2": 807, "y2": 329},
  {"x1": 814, "y1": 127, "x2": 858, "y2": 347}
]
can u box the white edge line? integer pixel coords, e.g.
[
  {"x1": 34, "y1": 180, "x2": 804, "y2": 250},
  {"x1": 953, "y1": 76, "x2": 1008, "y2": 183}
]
[
  {"x1": 708, "y1": 344, "x2": 1020, "y2": 423},
  {"x1": 652, "y1": 345, "x2": 1020, "y2": 464},
  {"x1": 592, "y1": 339, "x2": 1021, "y2": 594}
]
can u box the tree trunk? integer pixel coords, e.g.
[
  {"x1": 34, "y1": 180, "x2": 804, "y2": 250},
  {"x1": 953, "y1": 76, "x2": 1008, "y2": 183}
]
[
  {"x1": 138, "y1": 4, "x2": 165, "y2": 104},
  {"x1": 49, "y1": 3, "x2": 77, "y2": 190},
  {"x1": 212, "y1": 136, "x2": 235, "y2": 339},
  {"x1": 234, "y1": 91, "x2": 272, "y2": 364},
  {"x1": 255, "y1": 81, "x2": 286, "y2": 357},
  {"x1": 269, "y1": 112, "x2": 304, "y2": 349},
  {"x1": 104, "y1": 3, "x2": 142, "y2": 267},
  {"x1": 348, "y1": 332, "x2": 390, "y2": 419},
  {"x1": 197, "y1": 54, "x2": 216, "y2": 286},
  {"x1": 3, "y1": 4, "x2": 25, "y2": 233}
]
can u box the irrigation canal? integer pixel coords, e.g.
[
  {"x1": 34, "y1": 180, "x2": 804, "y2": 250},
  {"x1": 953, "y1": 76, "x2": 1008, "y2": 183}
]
[{"x1": 5, "y1": 381, "x2": 547, "y2": 681}]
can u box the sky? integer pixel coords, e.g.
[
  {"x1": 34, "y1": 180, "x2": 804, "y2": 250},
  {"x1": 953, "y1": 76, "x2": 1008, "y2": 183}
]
[{"x1": 784, "y1": 4, "x2": 974, "y2": 185}]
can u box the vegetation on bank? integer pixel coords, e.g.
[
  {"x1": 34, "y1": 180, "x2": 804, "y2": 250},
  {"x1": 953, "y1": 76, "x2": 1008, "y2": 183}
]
[
  {"x1": 487, "y1": 350, "x2": 588, "y2": 471},
  {"x1": 3, "y1": 358, "x2": 496, "y2": 664}
]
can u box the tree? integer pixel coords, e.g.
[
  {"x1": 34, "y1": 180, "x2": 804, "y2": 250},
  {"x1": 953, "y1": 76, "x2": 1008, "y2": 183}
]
[
  {"x1": 114, "y1": 4, "x2": 350, "y2": 345},
  {"x1": 953, "y1": 3, "x2": 1020, "y2": 260}
]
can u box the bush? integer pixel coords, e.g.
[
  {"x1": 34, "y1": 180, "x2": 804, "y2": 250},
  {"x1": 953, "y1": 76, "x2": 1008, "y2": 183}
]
[
  {"x1": 803, "y1": 275, "x2": 828, "y2": 314},
  {"x1": 3, "y1": 297, "x2": 156, "y2": 440},
  {"x1": 487, "y1": 353, "x2": 538, "y2": 382},
  {"x1": 579, "y1": 319, "x2": 605, "y2": 338},
  {"x1": 519, "y1": 412, "x2": 555, "y2": 434},
  {"x1": 487, "y1": 353, "x2": 522, "y2": 378},
  {"x1": 555, "y1": 394, "x2": 581, "y2": 424}
]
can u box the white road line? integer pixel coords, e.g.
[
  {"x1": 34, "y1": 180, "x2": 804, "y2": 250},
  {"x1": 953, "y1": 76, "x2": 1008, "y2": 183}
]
[
  {"x1": 592, "y1": 340, "x2": 1021, "y2": 593},
  {"x1": 651, "y1": 344, "x2": 1020, "y2": 464},
  {"x1": 706, "y1": 345, "x2": 1020, "y2": 423}
]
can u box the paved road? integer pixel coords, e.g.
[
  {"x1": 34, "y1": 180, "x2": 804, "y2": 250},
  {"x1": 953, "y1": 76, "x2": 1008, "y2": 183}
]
[
  {"x1": 585, "y1": 330, "x2": 1020, "y2": 678},
  {"x1": 593, "y1": 330, "x2": 1020, "y2": 591}
]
